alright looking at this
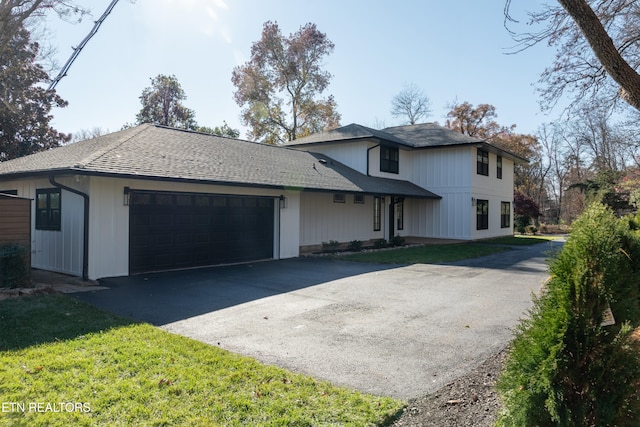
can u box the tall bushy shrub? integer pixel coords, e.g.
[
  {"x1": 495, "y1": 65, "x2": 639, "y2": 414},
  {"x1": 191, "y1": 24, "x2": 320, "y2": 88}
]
[
  {"x1": 0, "y1": 244, "x2": 29, "y2": 288},
  {"x1": 496, "y1": 203, "x2": 640, "y2": 426}
]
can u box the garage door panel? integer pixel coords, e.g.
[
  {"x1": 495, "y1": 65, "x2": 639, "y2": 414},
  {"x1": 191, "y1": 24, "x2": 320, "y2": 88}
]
[{"x1": 129, "y1": 192, "x2": 274, "y2": 274}]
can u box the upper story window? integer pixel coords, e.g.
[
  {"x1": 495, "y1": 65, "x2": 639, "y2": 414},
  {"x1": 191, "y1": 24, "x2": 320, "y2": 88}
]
[
  {"x1": 36, "y1": 188, "x2": 61, "y2": 231},
  {"x1": 477, "y1": 149, "x2": 489, "y2": 176},
  {"x1": 497, "y1": 155, "x2": 503, "y2": 179},
  {"x1": 380, "y1": 146, "x2": 399, "y2": 174}
]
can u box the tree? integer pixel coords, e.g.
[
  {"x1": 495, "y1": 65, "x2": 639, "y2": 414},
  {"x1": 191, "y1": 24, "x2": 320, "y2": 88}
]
[
  {"x1": 71, "y1": 126, "x2": 106, "y2": 143},
  {"x1": 444, "y1": 101, "x2": 512, "y2": 141},
  {"x1": 390, "y1": 83, "x2": 431, "y2": 125},
  {"x1": 0, "y1": 1, "x2": 89, "y2": 52},
  {"x1": 136, "y1": 74, "x2": 197, "y2": 129},
  {"x1": 231, "y1": 21, "x2": 341, "y2": 144},
  {"x1": 505, "y1": 0, "x2": 640, "y2": 113},
  {"x1": 196, "y1": 122, "x2": 240, "y2": 139},
  {"x1": 0, "y1": 26, "x2": 70, "y2": 161}
]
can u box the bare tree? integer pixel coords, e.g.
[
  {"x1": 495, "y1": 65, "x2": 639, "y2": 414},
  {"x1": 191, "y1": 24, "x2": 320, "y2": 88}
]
[
  {"x1": 390, "y1": 83, "x2": 431, "y2": 125},
  {"x1": 505, "y1": 0, "x2": 640, "y2": 113},
  {"x1": 71, "y1": 127, "x2": 106, "y2": 143}
]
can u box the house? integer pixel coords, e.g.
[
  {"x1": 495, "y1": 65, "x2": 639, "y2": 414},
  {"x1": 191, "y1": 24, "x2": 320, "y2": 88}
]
[
  {"x1": 0, "y1": 122, "x2": 525, "y2": 280},
  {"x1": 287, "y1": 122, "x2": 526, "y2": 243}
]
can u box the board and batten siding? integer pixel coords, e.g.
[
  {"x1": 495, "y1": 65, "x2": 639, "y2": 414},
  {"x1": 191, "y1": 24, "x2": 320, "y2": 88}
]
[
  {"x1": 405, "y1": 147, "x2": 473, "y2": 239},
  {"x1": 470, "y1": 151, "x2": 515, "y2": 240},
  {"x1": 0, "y1": 177, "x2": 84, "y2": 276},
  {"x1": 299, "y1": 192, "x2": 383, "y2": 246}
]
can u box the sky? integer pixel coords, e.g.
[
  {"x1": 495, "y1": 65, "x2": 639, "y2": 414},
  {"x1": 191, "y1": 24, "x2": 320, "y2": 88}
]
[{"x1": 43, "y1": 0, "x2": 558, "y2": 140}]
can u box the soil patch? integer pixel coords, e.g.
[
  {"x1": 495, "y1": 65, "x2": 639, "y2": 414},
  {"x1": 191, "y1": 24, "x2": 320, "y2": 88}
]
[{"x1": 392, "y1": 349, "x2": 506, "y2": 426}]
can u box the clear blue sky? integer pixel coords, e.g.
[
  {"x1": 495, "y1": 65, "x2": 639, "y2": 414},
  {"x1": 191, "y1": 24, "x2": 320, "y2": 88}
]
[{"x1": 45, "y1": 0, "x2": 556, "y2": 139}]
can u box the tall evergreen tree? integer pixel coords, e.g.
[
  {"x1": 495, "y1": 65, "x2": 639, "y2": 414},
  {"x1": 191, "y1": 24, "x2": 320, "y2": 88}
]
[
  {"x1": 136, "y1": 74, "x2": 197, "y2": 129},
  {"x1": 0, "y1": 26, "x2": 70, "y2": 161}
]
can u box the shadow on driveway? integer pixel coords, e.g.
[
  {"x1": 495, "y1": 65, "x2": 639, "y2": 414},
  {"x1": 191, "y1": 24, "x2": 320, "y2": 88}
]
[{"x1": 72, "y1": 258, "x2": 397, "y2": 325}]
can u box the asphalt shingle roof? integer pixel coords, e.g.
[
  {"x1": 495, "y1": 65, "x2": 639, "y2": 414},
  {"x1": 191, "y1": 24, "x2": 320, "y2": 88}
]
[
  {"x1": 288, "y1": 122, "x2": 528, "y2": 163},
  {"x1": 0, "y1": 124, "x2": 439, "y2": 199}
]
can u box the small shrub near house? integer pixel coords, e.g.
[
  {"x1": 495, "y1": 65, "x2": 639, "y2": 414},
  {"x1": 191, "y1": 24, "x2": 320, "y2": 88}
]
[
  {"x1": 347, "y1": 240, "x2": 362, "y2": 252},
  {"x1": 0, "y1": 244, "x2": 30, "y2": 288},
  {"x1": 321, "y1": 240, "x2": 340, "y2": 253},
  {"x1": 496, "y1": 203, "x2": 640, "y2": 426},
  {"x1": 389, "y1": 235, "x2": 405, "y2": 247}
]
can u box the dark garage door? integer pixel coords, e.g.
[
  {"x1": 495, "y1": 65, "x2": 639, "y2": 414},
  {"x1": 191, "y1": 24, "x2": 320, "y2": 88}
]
[{"x1": 129, "y1": 191, "x2": 275, "y2": 274}]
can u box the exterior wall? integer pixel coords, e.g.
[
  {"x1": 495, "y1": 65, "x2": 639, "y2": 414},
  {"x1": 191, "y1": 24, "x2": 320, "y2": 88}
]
[
  {"x1": 404, "y1": 147, "x2": 473, "y2": 239},
  {"x1": 0, "y1": 177, "x2": 85, "y2": 276},
  {"x1": 291, "y1": 140, "x2": 376, "y2": 175},
  {"x1": 0, "y1": 175, "x2": 302, "y2": 280},
  {"x1": 299, "y1": 192, "x2": 384, "y2": 246},
  {"x1": 86, "y1": 176, "x2": 302, "y2": 280},
  {"x1": 470, "y1": 151, "x2": 514, "y2": 239}
]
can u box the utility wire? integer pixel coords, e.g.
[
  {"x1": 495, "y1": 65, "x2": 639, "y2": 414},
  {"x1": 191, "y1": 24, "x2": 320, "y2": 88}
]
[{"x1": 47, "y1": 0, "x2": 121, "y2": 91}]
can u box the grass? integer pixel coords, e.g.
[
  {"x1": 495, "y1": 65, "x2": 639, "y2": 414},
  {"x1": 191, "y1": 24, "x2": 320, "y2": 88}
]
[
  {"x1": 0, "y1": 295, "x2": 404, "y2": 426},
  {"x1": 480, "y1": 235, "x2": 560, "y2": 246},
  {"x1": 338, "y1": 242, "x2": 509, "y2": 264},
  {"x1": 337, "y1": 234, "x2": 562, "y2": 264}
]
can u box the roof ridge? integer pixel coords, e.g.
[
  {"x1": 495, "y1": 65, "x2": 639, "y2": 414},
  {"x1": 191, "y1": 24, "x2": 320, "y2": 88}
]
[{"x1": 72, "y1": 124, "x2": 153, "y2": 169}]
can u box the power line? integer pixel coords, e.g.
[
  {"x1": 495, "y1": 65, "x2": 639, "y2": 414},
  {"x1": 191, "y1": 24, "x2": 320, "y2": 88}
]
[{"x1": 47, "y1": 0, "x2": 122, "y2": 92}]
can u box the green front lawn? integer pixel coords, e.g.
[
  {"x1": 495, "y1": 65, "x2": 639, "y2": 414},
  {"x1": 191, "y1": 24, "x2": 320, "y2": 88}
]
[
  {"x1": 0, "y1": 295, "x2": 403, "y2": 426},
  {"x1": 480, "y1": 235, "x2": 560, "y2": 246},
  {"x1": 338, "y1": 243, "x2": 508, "y2": 264}
]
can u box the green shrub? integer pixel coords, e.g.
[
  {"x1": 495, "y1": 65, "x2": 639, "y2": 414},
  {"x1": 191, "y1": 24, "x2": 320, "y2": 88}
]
[
  {"x1": 389, "y1": 235, "x2": 405, "y2": 247},
  {"x1": 347, "y1": 240, "x2": 362, "y2": 252},
  {"x1": 497, "y1": 203, "x2": 640, "y2": 426},
  {"x1": 514, "y1": 215, "x2": 531, "y2": 233},
  {"x1": 373, "y1": 239, "x2": 387, "y2": 249},
  {"x1": 0, "y1": 244, "x2": 29, "y2": 288},
  {"x1": 321, "y1": 240, "x2": 340, "y2": 253}
]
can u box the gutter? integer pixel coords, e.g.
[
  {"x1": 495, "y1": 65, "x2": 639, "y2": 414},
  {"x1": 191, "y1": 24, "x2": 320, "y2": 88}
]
[
  {"x1": 366, "y1": 143, "x2": 380, "y2": 176},
  {"x1": 49, "y1": 176, "x2": 90, "y2": 281}
]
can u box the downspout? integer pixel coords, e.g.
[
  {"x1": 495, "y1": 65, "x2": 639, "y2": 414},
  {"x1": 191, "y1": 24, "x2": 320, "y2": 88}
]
[
  {"x1": 49, "y1": 176, "x2": 89, "y2": 281},
  {"x1": 366, "y1": 143, "x2": 380, "y2": 176}
]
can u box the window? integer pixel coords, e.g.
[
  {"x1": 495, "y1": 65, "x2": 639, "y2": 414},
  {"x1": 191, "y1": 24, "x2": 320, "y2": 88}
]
[
  {"x1": 373, "y1": 196, "x2": 382, "y2": 231},
  {"x1": 380, "y1": 146, "x2": 399, "y2": 174},
  {"x1": 333, "y1": 193, "x2": 346, "y2": 203},
  {"x1": 476, "y1": 199, "x2": 488, "y2": 230},
  {"x1": 497, "y1": 155, "x2": 503, "y2": 179},
  {"x1": 353, "y1": 194, "x2": 365, "y2": 204},
  {"x1": 501, "y1": 201, "x2": 511, "y2": 228},
  {"x1": 396, "y1": 198, "x2": 404, "y2": 230},
  {"x1": 0, "y1": 190, "x2": 18, "y2": 196},
  {"x1": 477, "y1": 149, "x2": 489, "y2": 176},
  {"x1": 36, "y1": 188, "x2": 61, "y2": 231}
]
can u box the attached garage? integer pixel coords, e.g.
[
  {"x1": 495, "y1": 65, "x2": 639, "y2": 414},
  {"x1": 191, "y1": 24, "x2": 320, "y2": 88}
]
[{"x1": 129, "y1": 190, "x2": 275, "y2": 274}]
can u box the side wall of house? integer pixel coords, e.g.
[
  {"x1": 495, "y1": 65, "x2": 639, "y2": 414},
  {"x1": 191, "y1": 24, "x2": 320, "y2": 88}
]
[
  {"x1": 0, "y1": 177, "x2": 85, "y2": 276},
  {"x1": 470, "y1": 152, "x2": 515, "y2": 239}
]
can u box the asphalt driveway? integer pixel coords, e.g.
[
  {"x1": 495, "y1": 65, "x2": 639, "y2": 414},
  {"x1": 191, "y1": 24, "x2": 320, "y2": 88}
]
[{"x1": 72, "y1": 240, "x2": 562, "y2": 400}]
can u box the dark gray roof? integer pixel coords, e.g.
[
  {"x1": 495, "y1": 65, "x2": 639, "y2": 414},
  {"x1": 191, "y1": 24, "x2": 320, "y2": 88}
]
[
  {"x1": 0, "y1": 124, "x2": 439, "y2": 199},
  {"x1": 382, "y1": 123, "x2": 484, "y2": 147},
  {"x1": 286, "y1": 123, "x2": 408, "y2": 146},
  {"x1": 288, "y1": 122, "x2": 528, "y2": 163}
]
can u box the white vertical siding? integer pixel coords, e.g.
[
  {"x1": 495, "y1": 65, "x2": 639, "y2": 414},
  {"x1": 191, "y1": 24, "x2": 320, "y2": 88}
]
[
  {"x1": 1, "y1": 177, "x2": 85, "y2": 276},
  {"x1": 290, "y1": 140, "x2": 376, "y2": 175},
  {"x1": 470, "y1": 152, "x2": 515, "y2": 239},
  {"x1": 299, "y1": 192, "x2": 384, "y2": 245}
]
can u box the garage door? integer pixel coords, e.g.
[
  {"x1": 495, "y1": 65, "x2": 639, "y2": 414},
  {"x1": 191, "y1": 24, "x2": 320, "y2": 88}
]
[{"x1": 129, "y1": 191, "x2": 275, "y2": 274}]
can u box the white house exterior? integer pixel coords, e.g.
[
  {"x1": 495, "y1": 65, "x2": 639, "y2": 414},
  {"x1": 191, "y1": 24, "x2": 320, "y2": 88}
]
[
  {"x1": 0, "y1": 123, "x2": 525, "y2": 280},
  {"x1": 288, "y1": 123, "x2": 525, "y2": 243}
]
